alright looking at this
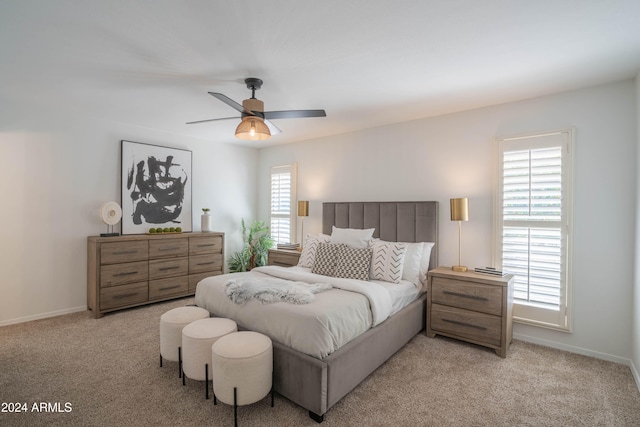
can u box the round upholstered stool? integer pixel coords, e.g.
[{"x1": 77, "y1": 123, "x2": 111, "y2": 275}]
[
  {"x1": 212, "y1": 331, "x2": 273, "y2": 426},
  {"x1": 182, "y1": 317, "x2": 237, "y2": 399},
  {"x1": 159, "y1": 306, "x2": 210, "y2": 378}
]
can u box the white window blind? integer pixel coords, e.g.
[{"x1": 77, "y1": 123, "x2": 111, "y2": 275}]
[
  {"x1": 495, "y1": 130, "x2": 574, "y2": 331},
  {"x1": 270, "y1": 164, "x2": 297, "y2": 245}
]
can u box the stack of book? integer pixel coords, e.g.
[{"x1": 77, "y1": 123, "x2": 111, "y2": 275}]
[
  {"x1": 277, "y1": 243, "x2": 300, "y2": 251},
  {"x1": 474, "y1": 267, "x2": 508, "y2": 277}
]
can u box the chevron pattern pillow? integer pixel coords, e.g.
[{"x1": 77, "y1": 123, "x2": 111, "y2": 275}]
[
  {"x1": 311, "y1": 243, "x2": 341, "y2": 276},
  {"x1": 369, "y1": 240, "x2": 408, "y2": 283},
  {"x1": 298, "y1": 234, "x2": 330, "y2": 268},
  {"x1": 334, "y1": 245, "x2": 373, "y2": 281}
]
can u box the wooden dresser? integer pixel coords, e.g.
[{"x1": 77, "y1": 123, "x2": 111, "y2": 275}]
[
  {"x1": 267, "y1": 249, "x2": 301, "y2": 267},
  {"x1": 426, "y1": 267, "x2": 514, "y2": 357},
  {"x1": 87, "y1": 232, "x2": 224, "y2": 318}
]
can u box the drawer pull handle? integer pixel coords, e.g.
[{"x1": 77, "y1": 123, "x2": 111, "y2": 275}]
[
  {"x1": 159, "y1": 285, "x2": 180, "y2": 291},
  {"x1": 113, "y1": 250, "x2": 138, "y2": 255},
  {"x1": 114, "y1": 271, "x2": 138, "y2": 277},
  {"x1": 273, "y1": 261, "x2": 291, "y2": 266},
  {"x1": 197, "y1": 262, "x2": 215, "y2": 266},
  {"x1": 443, "y1": 290, "x2": 489, "y2": 301},
  {"x1": 159, "y1": 247, "x2": 180, "y2": 251},
  {"x1": 442, "y1": 318, "x2": 487, "y2": 331},
  {"x1": 113, "y1": 292, "x2": 138, "y2": 300},
  {"x1": 159, "y1": 266, "x2": 180, "y2": 271},
  {"x1": 198, "y1": 244, "x2": 216, "y2": 247}
]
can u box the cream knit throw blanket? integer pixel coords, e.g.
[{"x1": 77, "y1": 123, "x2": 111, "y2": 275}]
[{"x1": 225, "y1": 277, "x2": 332, "y2": 305}]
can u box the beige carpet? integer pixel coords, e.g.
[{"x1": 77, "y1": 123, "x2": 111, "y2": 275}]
[{"x1": 1, "y1": 297, "x2": 639, "y2": 427}]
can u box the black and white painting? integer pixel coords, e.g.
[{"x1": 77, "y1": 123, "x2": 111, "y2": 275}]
[{"x1": 121, "y1": 140, "x2": 192, "y2": 234}]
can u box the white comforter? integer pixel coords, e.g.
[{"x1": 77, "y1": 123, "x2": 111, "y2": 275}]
[{"x1": 194, "y1": 266, "x2": 395, "y2": 359}]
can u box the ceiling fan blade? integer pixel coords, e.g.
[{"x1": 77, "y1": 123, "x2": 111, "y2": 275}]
[
  {"x1": 264, "y1": 119, "x2": 282, "y2": 135},
  {"x1": 209, "y1": 92, "x2": 255, "y2": 115},
  {"x1": 263, "y1": 109, "x2": 326, "y2": 120},
  {"x1": 186, "y1": 116, "x2": 239, "y2": 125}
]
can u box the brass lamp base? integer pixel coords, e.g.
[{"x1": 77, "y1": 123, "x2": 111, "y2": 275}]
[{"x1": 452, "y1": 265, "x2": 468, "y2": 272}]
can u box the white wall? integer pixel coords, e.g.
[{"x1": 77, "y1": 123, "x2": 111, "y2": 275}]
[
  {"x1": 0, "y1": 101, "x2": 258, "y2": 326},
  {"x1": 258, "y1": 80, "x2": 637, "y2": 362}
]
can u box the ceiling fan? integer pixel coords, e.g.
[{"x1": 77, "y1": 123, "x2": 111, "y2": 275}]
[{"x1": 186, "y1": 77, "x2": 326, "y2": 140}]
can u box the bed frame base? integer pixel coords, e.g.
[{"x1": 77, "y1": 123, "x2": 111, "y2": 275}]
[{"x1": 272, "y1": 293, "x2": 426, "y2": 421}]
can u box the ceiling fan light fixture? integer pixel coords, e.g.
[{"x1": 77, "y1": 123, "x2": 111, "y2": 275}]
[{"x1": 235, "y1": 116, "x2": 271, "y2": 140}]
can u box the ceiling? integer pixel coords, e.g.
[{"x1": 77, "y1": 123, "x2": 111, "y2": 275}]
[{"x1": 2, "y1": 0, "x2": 640, "y2": 148}]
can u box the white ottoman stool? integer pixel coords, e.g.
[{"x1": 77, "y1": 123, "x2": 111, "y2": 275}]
[
  {"x1": 212, "y1": 331, "x2": 273, "y2": 426},
  {"x1": 159, "y1": 306, "x2": 210, "y2": 378},
  {"x1": 182, "y1": 317, "x2": 237, "y2": 399}
]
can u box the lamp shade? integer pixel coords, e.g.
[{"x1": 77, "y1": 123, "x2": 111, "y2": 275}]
[
  {"x1": 450, "y1": 198, "x2": 469, "y2": 222},
  {"x1": 297, "y1": 200, "x2": 309, "y2": 217},
  {"x1": 235, "y1": 116, "x2": 271, "y2": 140}
]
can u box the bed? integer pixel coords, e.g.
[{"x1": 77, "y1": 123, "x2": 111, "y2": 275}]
[{"x1": 195, "y1": 201, "x2": 438, "y2": 422}]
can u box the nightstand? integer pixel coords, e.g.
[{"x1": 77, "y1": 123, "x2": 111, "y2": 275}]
[
  {"x1": 426, "y1": 267, "x2": 514, "y2": 358},
  {"x1": 267, "y1": 249, "x2": 301, "y2": 267}
]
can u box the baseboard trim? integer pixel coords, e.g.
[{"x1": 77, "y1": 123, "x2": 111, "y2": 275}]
[
  {"x1": 513, "y1": 333, "x2": 631, "y2": 366},
  {"x1": 515, "y1": 333, "x2": 640, "y2": 392},
  {"x1": 630, "y1": 359, "x2": 640, "y2": 393},
  {"x1": 0, "y1": 306, "x2": 87, "y2": 327}
]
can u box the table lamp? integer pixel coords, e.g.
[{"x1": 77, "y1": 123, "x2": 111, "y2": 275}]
[
  {"x1": 450, "y1": 197, "x2": 469, "y2": 272},
  {"x1": 297, "y1": 200, "x2": 309, "y2": 251}
]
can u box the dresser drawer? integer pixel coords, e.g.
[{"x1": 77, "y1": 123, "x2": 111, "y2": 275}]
[
  {"x1": 189, "y1": 271, "x2": 222, "y2": 292},
  {"x1": 149, "y1": 238, "x2": 188, "y2": 259},
  {"x1": 100, "y1": 261, "x2": 148, "y2": 288},
  {"x1": 189, "y1": 253, "x2": 223, "y2": 274},
  {"x1": 100, "y1": 282, "x2": 148, "y2": 310},
  {"x1": 149, "y1": 276, "x2": 189, "y2": 300},
  {"x1": 149, "y1": 257, "x2": 188, "y2": 279},
  {"x1": 101, "y1": 241, "x2": 148, "y2": 264},
  {"x1": 431, "y1": 277, "x2": 503, "y2": 316},
  {"x1": 431, "y1": 303, "x2": 502, "y2": 347},
  {"x1": 189, "y1": 235, "x2": 223, "y2": 255}
]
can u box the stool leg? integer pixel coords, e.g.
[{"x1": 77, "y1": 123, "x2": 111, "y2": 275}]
[
  {"x1": 178, "y1": 347, "x2": 182, "y2": 378},
  {"x1": 234, "y1": 387, "x2": 238, "y2": 427},
  {"x1": 205, "y1": 364, "x2": 209, "y2": 400}
]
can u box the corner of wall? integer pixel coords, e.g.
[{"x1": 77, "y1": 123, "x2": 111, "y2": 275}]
[{"x1": 633, "y1": 71, "x2": 640, "y2": 392}]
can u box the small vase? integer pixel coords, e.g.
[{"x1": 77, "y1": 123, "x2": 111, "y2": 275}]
[{"x1": 201, "y1": 214, "x2": 212, "y2": 232}]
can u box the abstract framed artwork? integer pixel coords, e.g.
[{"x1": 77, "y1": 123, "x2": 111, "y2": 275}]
[{"x1": 121, "y1": 140, "x2": 192, "y2": 234}]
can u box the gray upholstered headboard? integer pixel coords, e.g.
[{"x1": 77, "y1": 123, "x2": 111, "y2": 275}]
[{"x1": 322, "y1": 201, "x2": 439, "y2": 270}]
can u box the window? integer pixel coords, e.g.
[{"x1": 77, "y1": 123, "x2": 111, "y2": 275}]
[
  {"x1": 494, "y1": 129, "x2": 574, "y2": 331},
  {"x1": 270, "y1": 164, "x2": 297, "y2": 245}
]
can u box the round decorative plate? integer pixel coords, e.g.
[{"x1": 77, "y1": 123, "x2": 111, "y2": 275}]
[{"x1": 100, "y1": 202, "x2": 122, "y2": 225}]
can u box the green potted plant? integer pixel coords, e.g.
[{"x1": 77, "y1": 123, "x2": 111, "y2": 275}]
[{"x1": 228, "y1": 219, "x2": 275, "y2": 272}]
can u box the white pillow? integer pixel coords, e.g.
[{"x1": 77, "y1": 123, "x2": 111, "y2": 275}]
[
  {"x1": 297, "y1": 234, "x2": 331, "y2": 268},
  {"x1": 330, "y1": 226, "x2": 375, "y2": 249},
  {"x1": 369, "y1": 240, "x2": 408, "y2": 283},
  {"x1": 419, "y1": 242, "x2": 435, "y2": 285},
  {"x1": 401, "y1": 242, "x2": 425, "y2": 285}
]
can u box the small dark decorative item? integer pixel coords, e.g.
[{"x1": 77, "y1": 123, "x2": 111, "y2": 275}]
[{"x1": 121, "y1": 140, "x2": 192, "y2": 234}]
